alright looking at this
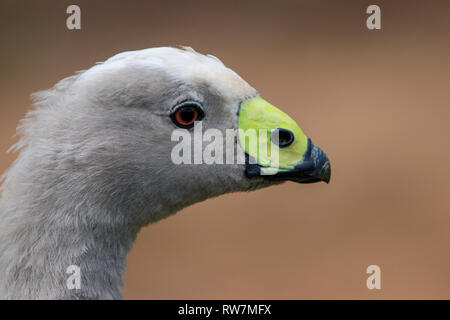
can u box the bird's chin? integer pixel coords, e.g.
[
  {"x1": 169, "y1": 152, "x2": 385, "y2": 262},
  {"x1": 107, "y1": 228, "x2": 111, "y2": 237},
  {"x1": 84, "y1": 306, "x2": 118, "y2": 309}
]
[{"x1": 244, "y1": 139, "x2": 331, "y2": 184}]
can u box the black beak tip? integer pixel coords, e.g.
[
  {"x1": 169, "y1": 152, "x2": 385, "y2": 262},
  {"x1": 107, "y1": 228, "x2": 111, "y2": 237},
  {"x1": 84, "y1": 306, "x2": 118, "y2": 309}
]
[
  {"x1": 306, "y1": 141, "x2": 331, "y2": 184},
  {"x1": 243, "y1": 139, "x2": 331, "y2": 184},
  {"x1": 320, "y1": 160, "x2": 331, "y2": 184}
]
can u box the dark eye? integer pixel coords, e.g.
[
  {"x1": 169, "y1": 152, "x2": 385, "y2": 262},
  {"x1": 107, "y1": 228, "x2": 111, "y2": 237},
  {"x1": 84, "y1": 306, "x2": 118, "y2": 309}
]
[{"x1": 170, "y1": 102, "x2": 204, "y2": 128}]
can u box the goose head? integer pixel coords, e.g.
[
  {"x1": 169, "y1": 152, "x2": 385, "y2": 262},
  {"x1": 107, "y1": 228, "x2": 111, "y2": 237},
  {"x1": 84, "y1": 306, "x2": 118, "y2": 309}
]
[
  {"x1": 45, "y1": 47, "x2": 329, "y2": 221},
  {"x1": 0, "y1": 46, "x2": 330, "y2": 299}
]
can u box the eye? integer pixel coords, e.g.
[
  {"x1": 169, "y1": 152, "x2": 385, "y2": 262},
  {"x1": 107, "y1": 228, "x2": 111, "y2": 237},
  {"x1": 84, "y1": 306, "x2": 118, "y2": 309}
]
[{"x1": 170, "y1": 102, "x2": 204, "y2": 128}]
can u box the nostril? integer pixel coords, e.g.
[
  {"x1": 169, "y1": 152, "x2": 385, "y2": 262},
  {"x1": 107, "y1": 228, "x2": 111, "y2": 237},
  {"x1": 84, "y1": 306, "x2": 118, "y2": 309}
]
[{"x1": 271, "y1": 128, "x2": 295, "y2": 148}]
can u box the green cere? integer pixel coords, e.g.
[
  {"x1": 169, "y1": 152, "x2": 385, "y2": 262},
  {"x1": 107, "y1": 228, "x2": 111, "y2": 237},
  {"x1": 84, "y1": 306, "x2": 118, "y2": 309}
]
[{"x1": 238, "y1": 96, "x2": 308, "y2": 171}]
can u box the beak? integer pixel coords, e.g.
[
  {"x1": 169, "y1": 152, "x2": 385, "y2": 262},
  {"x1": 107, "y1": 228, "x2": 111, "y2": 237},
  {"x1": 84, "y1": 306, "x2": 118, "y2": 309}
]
[
  {"x1": 238, "y1": 96, "x2": 331, "y2": 184},
  {"x1": 245, "y1": 138, "x2": 331, "y2": 184}
]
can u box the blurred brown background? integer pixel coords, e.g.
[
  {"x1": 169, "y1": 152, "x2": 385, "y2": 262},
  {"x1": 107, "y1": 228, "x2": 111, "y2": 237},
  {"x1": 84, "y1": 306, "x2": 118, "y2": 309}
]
[{"x1": 1, "y1": 0, "x2": 449, "y2": 299}]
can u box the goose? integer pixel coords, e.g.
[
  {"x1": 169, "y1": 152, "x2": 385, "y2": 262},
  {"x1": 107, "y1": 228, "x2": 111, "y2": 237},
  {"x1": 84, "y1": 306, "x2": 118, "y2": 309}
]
[{"x1": 0, "y1": 47, "x2": 330, "y2": 299}]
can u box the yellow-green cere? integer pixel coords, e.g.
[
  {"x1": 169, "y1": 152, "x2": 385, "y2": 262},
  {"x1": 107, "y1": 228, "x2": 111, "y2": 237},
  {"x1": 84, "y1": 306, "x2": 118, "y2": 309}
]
[{"x1": 238, "y1": 96, "x2": 308, "y2": 173}]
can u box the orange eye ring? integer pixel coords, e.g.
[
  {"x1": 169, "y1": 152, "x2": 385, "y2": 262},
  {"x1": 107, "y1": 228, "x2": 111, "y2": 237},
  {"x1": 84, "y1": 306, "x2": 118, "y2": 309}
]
[{"x1": 170, "y1": 102, "x2": 204, "y2": 128}]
